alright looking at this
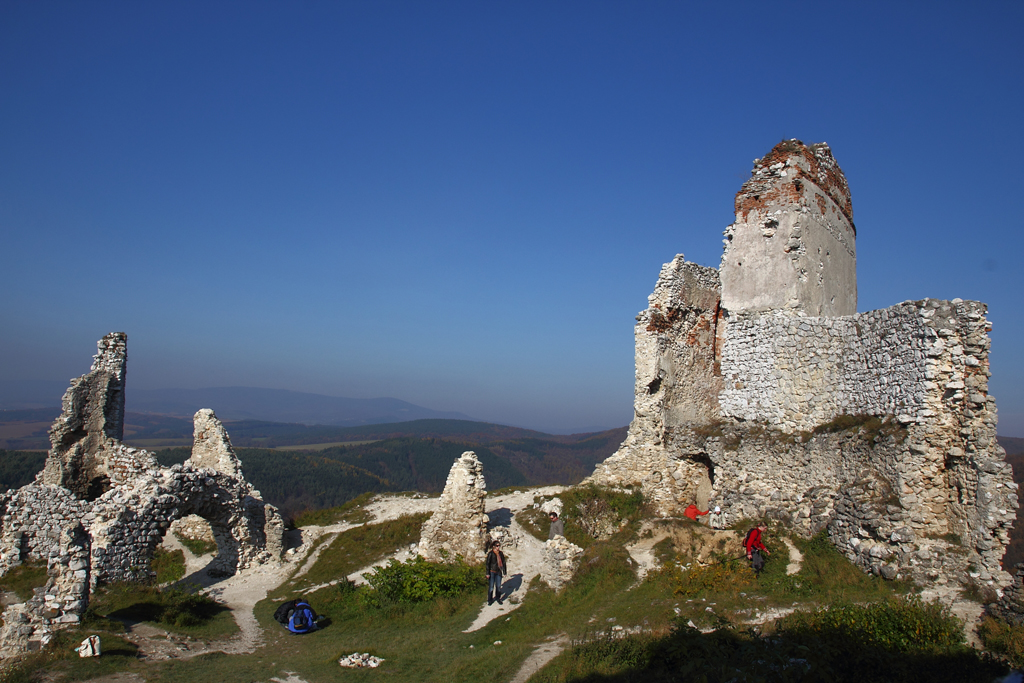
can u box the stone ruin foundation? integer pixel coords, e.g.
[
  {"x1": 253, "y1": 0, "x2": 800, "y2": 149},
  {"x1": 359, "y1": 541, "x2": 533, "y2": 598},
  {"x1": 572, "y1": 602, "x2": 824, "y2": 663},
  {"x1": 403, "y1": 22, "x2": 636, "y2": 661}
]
[
  {"x1": 0, "y1": 333, "x2": 285, "y2": 657},
  {"x1": 587, "y1": 140, "x2": 1017, "y2": 596}
]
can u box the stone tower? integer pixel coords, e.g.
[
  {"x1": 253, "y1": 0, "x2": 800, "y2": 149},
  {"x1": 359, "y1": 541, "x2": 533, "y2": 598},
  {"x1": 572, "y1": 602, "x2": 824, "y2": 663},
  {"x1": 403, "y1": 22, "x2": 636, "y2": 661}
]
[{"x1": 720, "y1": 139, "x2": 857, "y2": 317}]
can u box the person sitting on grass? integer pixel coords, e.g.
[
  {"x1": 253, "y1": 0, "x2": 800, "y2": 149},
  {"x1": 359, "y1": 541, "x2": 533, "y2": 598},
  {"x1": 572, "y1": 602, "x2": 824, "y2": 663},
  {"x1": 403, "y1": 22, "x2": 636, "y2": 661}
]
[
  {"x1": 485, "y1": 540, "x2": 507, "y2": 605},
  {"x1": 744, "y1": 522, "x2": 770, "y2": 575}
]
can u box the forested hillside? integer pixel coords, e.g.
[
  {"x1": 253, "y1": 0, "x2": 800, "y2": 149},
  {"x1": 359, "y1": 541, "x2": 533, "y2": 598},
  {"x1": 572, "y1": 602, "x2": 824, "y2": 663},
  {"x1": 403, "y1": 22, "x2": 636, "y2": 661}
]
[
  {"x1": 0, "y1": 450, "x2": 46, "y2": 490},
  {"x1": 0, "y1": 410, "x2": 623, "y2": 450},
  {"x1": 154, "y1": 438, "x2": 529, "y2": 518}
]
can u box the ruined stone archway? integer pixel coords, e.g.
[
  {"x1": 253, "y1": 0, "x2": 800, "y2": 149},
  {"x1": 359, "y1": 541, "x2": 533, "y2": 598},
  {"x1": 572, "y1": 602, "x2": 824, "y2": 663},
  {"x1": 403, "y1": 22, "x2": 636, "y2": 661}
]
[{"x1": 0, "y1": 334, "x2": 285, "y2": 656}]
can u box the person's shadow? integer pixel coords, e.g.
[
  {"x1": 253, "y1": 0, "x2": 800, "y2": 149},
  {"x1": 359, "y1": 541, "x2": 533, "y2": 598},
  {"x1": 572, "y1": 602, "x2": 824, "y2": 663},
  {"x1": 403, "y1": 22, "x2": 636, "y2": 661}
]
[{"x1": 500, "y1": 573, "x2": 524, "y2": 600}]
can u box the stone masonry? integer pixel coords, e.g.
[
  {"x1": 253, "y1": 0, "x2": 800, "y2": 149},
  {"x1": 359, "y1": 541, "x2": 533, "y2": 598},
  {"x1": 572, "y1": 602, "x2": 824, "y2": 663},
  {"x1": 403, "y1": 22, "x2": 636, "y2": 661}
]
[
  {"x1": 588, "y1": 140, "x2": 1016, "y2": 593},
  {"x1": 418, "y1": 451, "x2": 489, "y2": 563},
  {"x1": 0, "y1": 333, "x2": 285, "y2": 657}
]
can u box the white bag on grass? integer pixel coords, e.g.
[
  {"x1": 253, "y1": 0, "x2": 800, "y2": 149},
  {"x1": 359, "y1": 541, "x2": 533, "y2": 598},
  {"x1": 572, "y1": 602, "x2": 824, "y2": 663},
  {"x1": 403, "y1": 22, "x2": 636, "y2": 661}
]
[{"x1": 75, "y1": 635, "x2": 101, "y2": 657}]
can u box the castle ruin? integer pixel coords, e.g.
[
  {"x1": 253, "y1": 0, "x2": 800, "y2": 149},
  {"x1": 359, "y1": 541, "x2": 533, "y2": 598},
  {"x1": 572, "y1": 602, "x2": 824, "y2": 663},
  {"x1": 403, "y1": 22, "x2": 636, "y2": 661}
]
[
  {"x1": 0, "y1": 333, "x2": 285, "y2": 656},
  {"x1": 588, "y1": 140, "x2": 1016, "y2": 590}
]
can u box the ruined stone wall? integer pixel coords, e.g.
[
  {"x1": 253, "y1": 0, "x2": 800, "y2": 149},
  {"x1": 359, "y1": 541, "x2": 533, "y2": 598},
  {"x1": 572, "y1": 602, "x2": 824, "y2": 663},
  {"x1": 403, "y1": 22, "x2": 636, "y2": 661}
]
[
  {"x1": 721, "y1": 140, "x2": 856, "y2": 317},
  {"x1": 0, "y1": 524, "x2": 90, "y2": 657},
  {"x1": 719, "y1": 299, "x2": 992, "y2": 433},
  {"x1": 40, "y1": 332, "x2": 136, "y2": 499},
  {"x1": 587, "y1": 139, "x2": 1015, "y2": 593},
  {"x1": 587, "y1": 257, "x2": 722, "y2": 513},
  {"x1": 0, "y1": 335, "x2": 286, "y2": 657},
  {"x1": 0, "y1": 486, "x2": 87, "y2": 577},
  {"x1": 418, "y1": 451, "x2": 489, "y2": 563}
]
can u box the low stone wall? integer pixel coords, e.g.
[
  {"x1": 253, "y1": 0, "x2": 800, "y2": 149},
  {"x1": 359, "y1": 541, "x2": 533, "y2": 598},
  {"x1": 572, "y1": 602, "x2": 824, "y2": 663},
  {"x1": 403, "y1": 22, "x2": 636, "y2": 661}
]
[
  {"x1": 0, "y1": 524, "x2": 90, "y2": 657},
  {"x1": 540, "y1": 536, "x2": 584, "y2": 592}
]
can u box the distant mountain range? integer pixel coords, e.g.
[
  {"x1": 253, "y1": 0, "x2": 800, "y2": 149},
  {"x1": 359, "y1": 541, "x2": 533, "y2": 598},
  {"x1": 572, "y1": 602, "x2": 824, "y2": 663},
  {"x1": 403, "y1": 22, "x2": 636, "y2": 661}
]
[{"x1": 0, "y1": 382, "x2": 473, "y2": 427}]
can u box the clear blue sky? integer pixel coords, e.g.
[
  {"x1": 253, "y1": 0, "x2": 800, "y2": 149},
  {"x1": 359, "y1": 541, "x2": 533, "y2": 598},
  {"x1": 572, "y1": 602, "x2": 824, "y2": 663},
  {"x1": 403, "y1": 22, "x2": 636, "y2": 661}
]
[{"x1": 1, "y1": 1, "x2": 1022, "y2": 435}]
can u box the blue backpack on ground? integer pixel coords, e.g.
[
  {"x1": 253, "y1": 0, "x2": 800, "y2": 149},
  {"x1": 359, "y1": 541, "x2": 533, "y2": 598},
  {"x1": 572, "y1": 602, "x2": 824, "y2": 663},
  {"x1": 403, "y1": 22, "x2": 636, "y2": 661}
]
[{"x1": 274, "y1": 599, "x2": 319, "y2": 634}]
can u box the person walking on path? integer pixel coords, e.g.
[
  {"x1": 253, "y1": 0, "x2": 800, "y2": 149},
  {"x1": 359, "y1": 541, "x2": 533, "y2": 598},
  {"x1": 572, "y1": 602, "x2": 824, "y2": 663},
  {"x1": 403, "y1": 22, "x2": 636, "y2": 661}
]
[
  {"x1": 744, "y1": 522, "x2": 770, "y2": 575},
  {"x1": 548, "y1": 512, "x2": 565, "y2": 539},
  {"x1": 485, "y1": 540, "x2": 507, "y2": 605},
  {"x1": 708, "y1": 506, "x2": 725, "y2": 529},
  {"x1": 684, "y1": 504, "x2": 708, "y2": 522}
]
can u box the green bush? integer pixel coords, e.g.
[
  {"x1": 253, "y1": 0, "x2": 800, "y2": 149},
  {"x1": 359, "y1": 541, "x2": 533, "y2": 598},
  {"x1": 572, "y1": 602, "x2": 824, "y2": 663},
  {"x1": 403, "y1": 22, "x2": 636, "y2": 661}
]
[
  {"x1": 363, "y1": 556, "x2": 482, "y2": 607},
  {"x1": 560, "y1": 484, "x2": 646, "y2": 547},
  {"x1": 158, "y1": 589, "x2": 223, "y2": 627},
  {"x1": 92, "y1": 583, "x2": 228, "y2": 630},
  {"x1": 776, "y1": 596, "x2": 965, "y2": 653},
  {"x1": 979, "y1": 616, "x2": 1024, "y2": 667},
  {"x1": 674, "y1": 559, "x2": 755, "y2": 597}
]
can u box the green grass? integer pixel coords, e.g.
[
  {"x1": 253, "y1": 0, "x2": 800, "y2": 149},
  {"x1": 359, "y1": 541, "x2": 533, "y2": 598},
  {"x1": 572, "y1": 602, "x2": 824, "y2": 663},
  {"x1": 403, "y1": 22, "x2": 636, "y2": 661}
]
[
  {"x1": 560, "y1": 484, "x2": 647, "y2": 548},
  {"x1": 517, "y1": 505, "x2": 551, "y2": 541},
  {"x1": 979, "y1": 616, "x2": 1024, "y2": 668},
  {"x1": 89, "y1": 583, "x2": 238, "y2": 639},
  {"x1": 0, "y1": 560, "x2": 48, "y2": 601},
  {"x1": 143, "y1": 533, "x2": 670, "y2": 683},
  {"x1": 9, "y1": 496, "x2": 1006, "y2": 683},
  {"x1": 152, "y1": 547, "x2": 186, "y2": 584},
  {"x1": 273, "y1": 512, "x2": 429, "y2": 597},
  {"x1": 0, "y1": 628, "x2": 140, "y2": 683},
  {"x1": 639, "y1": 528, "x2": 913, "y2": 632},
  {"x1": 174, "y1": 532, "x2": 217, "y2": 556},
  {"x1": 534, "y1": 604, "x2": 1003, "y2": 683},
  {"x1": 292, "y1": 491, "x2": 378, "y2": 527}
]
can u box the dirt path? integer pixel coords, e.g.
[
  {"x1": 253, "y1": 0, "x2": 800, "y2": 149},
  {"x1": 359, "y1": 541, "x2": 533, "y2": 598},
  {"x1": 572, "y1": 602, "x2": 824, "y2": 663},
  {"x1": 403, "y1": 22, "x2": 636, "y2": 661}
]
[
  {"x1": 160, "y1": 531, "x2": 212, "y2": 576},
  {"x1": 782, "y1": 538, "x2": 803, "y2": 575},
  {"x1": 98, "y1": 490, "x2": 567, "y2": 667},
  {"x1": 625, "y1": 530, "x2": 670, "y2": 581},
  {"x1": 461, "y1": 487, "x2": 565, "y2": 633},
  {"x1": 509, "y1": 634, "x2": 569, "y2": 683}
]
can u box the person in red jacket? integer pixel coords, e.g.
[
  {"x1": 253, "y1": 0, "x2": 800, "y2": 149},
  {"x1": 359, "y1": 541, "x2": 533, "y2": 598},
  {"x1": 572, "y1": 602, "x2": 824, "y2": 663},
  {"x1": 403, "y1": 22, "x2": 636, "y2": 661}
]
[
  {"x1": 744, "y1": 522, "x2": 770, "y2": 574},
  {"x1": 683, "y1": 504, "x2": 708, "y2": 522}
]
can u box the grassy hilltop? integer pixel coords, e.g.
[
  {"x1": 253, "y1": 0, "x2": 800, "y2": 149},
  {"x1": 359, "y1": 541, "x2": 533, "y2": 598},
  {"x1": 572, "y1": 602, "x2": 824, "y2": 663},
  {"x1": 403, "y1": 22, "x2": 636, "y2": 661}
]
[
  {"x1": 3, "y1": 484, "x2": 1020, "y2": 683},
  {"x1": 3, "y1": 424, "x2": 1024, "y2": 681}
]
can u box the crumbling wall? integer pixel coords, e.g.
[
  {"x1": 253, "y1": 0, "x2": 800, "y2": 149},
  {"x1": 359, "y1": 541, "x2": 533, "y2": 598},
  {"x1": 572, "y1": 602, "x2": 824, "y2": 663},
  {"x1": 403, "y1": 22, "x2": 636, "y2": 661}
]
[
  {"x1": 39, "y1": 333, "x2": 142, "y2": 500},
  {"x1": 587, "y1": 139, "x2": 1015, "y2": 593},
  {"x1": 0, "y1": 334, "x2": 286, "y2": 658},
  {"x1": 539, "y1": 536, "x2": 584, "y2": 592},
  {"x1": 190, "y1": 409, "x2": 243, "y2": 478},
  {"x1": 721, "y1": 140, "x2": 856, "y2": 317},
  {"x1": 418, "y1": 451, "x2": 489, "y2": 563},
  {"x1": 0, "y1": 524, "x2": 90, "y2": 657},
  {"x1": 719, "y1": 298, "x2": 993, "y2": 433},
  {"x1": 587, "y1": 257, "x2": 722, "y2": 512}
]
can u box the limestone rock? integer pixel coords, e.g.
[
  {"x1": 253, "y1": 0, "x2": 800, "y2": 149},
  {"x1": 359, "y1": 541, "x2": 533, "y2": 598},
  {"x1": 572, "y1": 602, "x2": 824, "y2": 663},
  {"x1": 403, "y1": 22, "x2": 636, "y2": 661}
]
[
  {"x1": 586, "y1": 139, "x2": 1016, "y2": 596},
  {"x1": 418, "y1": 452, "x2": 488, "y2": 563},
  {"x1": 188, "y1": 409, "x2": 242, "y2": 478},
  {"x1": 540, "y1": 536, "x2": 584, "y2": 592},
  {"x1": 170, "y1": 515, "x2": 215, "y2": 546},
  {"x1": 0, "y1": 334, "x2": 286, "y2": 657}
]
